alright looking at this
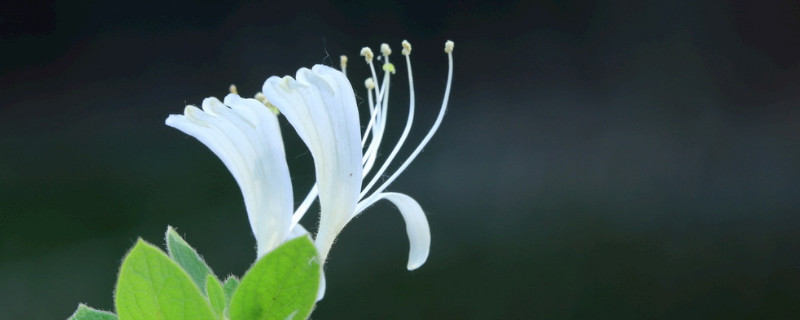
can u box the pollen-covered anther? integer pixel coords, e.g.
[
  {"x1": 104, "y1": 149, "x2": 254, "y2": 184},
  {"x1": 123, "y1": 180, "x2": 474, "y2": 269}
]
[
  {"x1": 254, "y1": 92, "x2": 267, "y2": 103},
  {"x1": 340, "y1": 55, "x2": 348, "y2": 70},
  {"x1": 265, "y1": 102, "x2": 280, "y2": 115},
  {"x1": 360, "y1": 47, "x2": 374, "y2": 63},
  {"x1": 229, "y1": 84, "x2": 238, "y2": 95},
  {"x1": 401, "y1": 40, "x2": 411, "y2": 55},
  {"x1": 253, "y1": 92, "x2": 280, "y2": 115},
  {"x1": 444, "y1": 40, "x2": 454, "y2": 53},
  {"x1": 380, "y1": 43, "x2": 391, "y2": 56},
  {"x1": 364, "y1": 77, "x2": 375, "y2": 90},
  {"x1": 382, "y1": 63, "x2": 396, "y2": 75}
]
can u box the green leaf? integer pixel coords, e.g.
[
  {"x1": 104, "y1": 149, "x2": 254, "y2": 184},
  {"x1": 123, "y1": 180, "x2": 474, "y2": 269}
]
[
  {"x1": 115, "y1": 239, "x2": 217, "y2": 320},
  {"x1": 68, "y1": 304, "x2": 117, "y2": 320},
  {"x1": 206, "y1": 274, "x2": 226, "y2": 317},
  {"x1": 166, "y1": 226, "x2": 215, "y2": 294},
  {"x1": 229, "y1": 236, "x2": 320, "y2": 320},
  {"x1": 222, "y1": 276, "x2": 240, "y2": 310}
]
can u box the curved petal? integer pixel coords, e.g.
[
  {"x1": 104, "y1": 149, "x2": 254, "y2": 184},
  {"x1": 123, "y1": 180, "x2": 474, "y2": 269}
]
[
  {"x1": 317, "y1": 268, "x2": 326, "y2": 301},
  {"x1": 262, "y1": 65, "x2": 362, "y2": 261},
  {"x1": 166, "y1": 96, "x2": 294, "y2": 258},
  {"x1": 365, "y1": 192, "x2": 431, "y2": 270}
]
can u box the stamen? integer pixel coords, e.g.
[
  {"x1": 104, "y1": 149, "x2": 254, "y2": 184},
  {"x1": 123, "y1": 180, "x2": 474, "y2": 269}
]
[
  {"x1": 229, "y1": 84, "x2": 238, "y2": 95},
  {"x1": 382, "y1": 63, "x2": 396, "y2": 75},
  {"x1": 359, "y1": 40, "x2": 416, "y2": 200},
  {"x1": 361, "y1": 78, "x2": 378, "y2": 147},
  {"x1": 401, "y1": 40, "x2": 411, "y2": 55},
  {"x1": 360, "y1": 47, "x2": 374, "y2": 63},
  {"x1": 361, "y1": 48, "x2": 394, "y2": 170},
  {"x1": 254, "y1": 92, "x2": 280, "y2": 115},
  {"x1": 291, "y1": 185, "x2": 318, "y2": 227},
  {"x1": 340, "y1": 55, "x2": 348, "y2": 75},
  {"x1": 356, "y1": 40, "x2": 455, "y2": 213},
  {"x1": 380, "y1": 43, "x2": 392, "y2": 57},
  {"x1": 361, "y1": 64, "x2": 392, "y2": 175},
  {"x1": 362, "y1": 46, "x2": 383, "y2": 99},
  {"x1": 254, "y1": 92, "x2": 267, "y2": 103},
  {"x1": 380, "y1": 43, "x2": 393, "y2": 72}
]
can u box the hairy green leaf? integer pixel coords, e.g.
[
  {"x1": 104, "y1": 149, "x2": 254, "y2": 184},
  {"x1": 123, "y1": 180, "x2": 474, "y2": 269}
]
[
  {"x1": 115, "y1": 239, "x2": 217, "y2": 320},
  {"x1": 229, "y1": 236, "x2": 320, "y2": 320},
  {"x1": 68, "y1": 304, "x2": 117, "y2": 320},
  {"x1": 166, "y1": 226, "x2": 215, "y2": 294},
  {"x1": 222, "y1": 276, "x2": 240, "y2": 313},
  {"x1": 206, "y1": 274, "x2": 226, "y2": 317}
]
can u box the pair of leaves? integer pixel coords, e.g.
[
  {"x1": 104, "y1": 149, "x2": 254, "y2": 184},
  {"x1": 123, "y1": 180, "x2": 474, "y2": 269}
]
[{"x1": 70, "y1": 227, "x2": 320, "y2": 320}]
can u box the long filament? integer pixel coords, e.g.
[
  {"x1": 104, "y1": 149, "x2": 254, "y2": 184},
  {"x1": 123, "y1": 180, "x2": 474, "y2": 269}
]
[
  {"x1": 356, "y1": 46, "x2": 454, "y2": 213},
  {"x1": 360, "y1": 51, "x2": 416, "y2": 199}
]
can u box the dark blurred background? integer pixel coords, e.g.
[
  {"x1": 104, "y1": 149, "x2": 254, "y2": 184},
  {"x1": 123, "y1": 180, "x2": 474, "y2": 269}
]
[{"x1": 1, "y1": 0, "x2": 799, "y2": 319}]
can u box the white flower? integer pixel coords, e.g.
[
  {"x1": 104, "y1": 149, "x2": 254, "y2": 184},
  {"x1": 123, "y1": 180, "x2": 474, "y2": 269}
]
[
  {"x1": 166, "y1": 39, "x2": 454, "y2": 284},
  {"x1": 165, "y1": 94, "x2": 299, "y2": 258},
  {"x1": 264, "y1": 40, "x2": 454, "y2": 270}
]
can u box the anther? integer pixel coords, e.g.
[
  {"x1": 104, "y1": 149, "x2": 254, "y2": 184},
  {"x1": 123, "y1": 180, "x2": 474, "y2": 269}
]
[
  {"x1": 365, "y1": 78, "x2": 376, "y2": 90},
  {"x1": 340, "y1": 55, "x2": 348, "y2": 73},
  {"x1": 229, "y1": 84, "x2": 238, "y2": 95},
  {"x1": 254, "y1": 92, "x2": 267, "y2": 104},
  {"x1": 360, "y1": 47, "x2": 374, "y2": 63},
  {"x1": 444, "y1": 40, "x2": 454, "y2": 53},
  {"x1": 254, "y1": 92, "x2": 280, "y2": 115},
  {"x1": 265, "y1": 102, "x2": 280, "y2": 115},
  {"x1": 401, "y1": 40, "x2": 411, "y2": 55},
  {"x1": 380, "y1": 43, "x2": 391, "y2": 56},
  {"x1": 382, "y1": 63, "x2": 396, "y2": 74}
]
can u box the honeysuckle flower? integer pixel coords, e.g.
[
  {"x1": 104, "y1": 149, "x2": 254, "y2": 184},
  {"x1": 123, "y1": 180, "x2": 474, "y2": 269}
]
[
  {"x1": 166, "y1": 93, "x2": 302, "y2": 258},
  {"x1": 166, "y1": 40, "x2": 454, "y2": 296},
  {"x1": 264, "y1": 40, "x2": 454, "y2": 270}
]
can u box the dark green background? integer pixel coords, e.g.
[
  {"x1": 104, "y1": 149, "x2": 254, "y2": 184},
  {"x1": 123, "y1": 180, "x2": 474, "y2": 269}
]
[{"x1": 2, "y1": 0, "x2": 799, "y2": 319}]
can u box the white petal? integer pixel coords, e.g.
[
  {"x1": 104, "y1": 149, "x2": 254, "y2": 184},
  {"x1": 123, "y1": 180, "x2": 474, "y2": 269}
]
[
  {"x1": 166, "y1": 96, "x2": 294, "y2": 258},
  {"x1": 262, "y1": 65, "x2": 363, "y2": 261},
  {"x1": 317, "y1": 268, "x2": 326, "y2": 301},
  {"x1": 166, "y1": 106, "x2": 249, "y2": 191},
  {"x1": 366, "y1": 192, "x2": 431, "y2": 270}
]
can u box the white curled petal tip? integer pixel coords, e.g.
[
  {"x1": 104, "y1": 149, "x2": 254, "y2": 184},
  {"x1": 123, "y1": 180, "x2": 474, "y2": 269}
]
[
  {"x1": 222, "y1": 94, "x2": 261, "y2": 127},
  {"x1": 200, "y1": 96, "x2": 226, "y2": 116},
  {"x1": 370, "y1": 192, "x2": 431, "y2": 270},
  {"x1": 181, "y1": 105, "x2": 214, "y2": 125},
  {"x1": 310, "y1": 65, "x2": 360, "y2": 108},
  {"x1": 165, "y1": 107, "x2": 241, "y2": 174},
  {"x1": 164, "y1": 113, "x2": 188, "y2": 127}
]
